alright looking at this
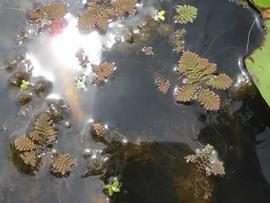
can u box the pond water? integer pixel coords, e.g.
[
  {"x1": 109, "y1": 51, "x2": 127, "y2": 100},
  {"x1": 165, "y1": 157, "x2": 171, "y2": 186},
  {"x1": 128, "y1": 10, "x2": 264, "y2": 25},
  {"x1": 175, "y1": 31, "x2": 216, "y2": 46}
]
[{"x1": 0, "y1": 0, "x2": 270, "y2": 202}]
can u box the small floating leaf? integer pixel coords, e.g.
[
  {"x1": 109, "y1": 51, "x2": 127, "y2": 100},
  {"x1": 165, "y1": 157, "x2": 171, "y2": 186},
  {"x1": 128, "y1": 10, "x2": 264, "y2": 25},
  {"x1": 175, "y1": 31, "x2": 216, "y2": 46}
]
[
  {"x1": 197, "y1": 89, "x2": 221, "y2": 111},
  {"x1": 153, "y1": 10, "x2": 166, "y2": 22},
  {"x1": 33, "y1": 113, "x2": 57, "y2": 143},
  {"x1": 175, "y1": 85, "x2": 196, "y2": 102},
  {"x1": 174, "y1": 5, "x2": 198, "y2": 24},
  {"x1": 207, "y1": 74, "x2": 233, "y2": 90},
  {"x1": 51, "y1": 154, "x2": 75, "y2": 176},
  {"x1": 20, "y1": 80, "x2": 30, "y2": 91},
  {"x1": 14, "y1": 137, "x2": 35, "y2": 152},
  {"x1": 104, "y1": 180, "x2": 122, "y2": 196},
  {"x1": 20, "y1": 151, "x2": 38, "y2": 168},
  {"x1": 75, "y1": 75, "x2": 88, "y2": 91}
]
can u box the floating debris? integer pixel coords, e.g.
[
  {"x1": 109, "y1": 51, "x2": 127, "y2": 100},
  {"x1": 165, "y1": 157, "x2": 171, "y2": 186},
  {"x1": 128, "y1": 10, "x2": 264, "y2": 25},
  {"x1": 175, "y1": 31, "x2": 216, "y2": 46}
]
[
  {"x1": 174, "y1": 5, "x2": 198, "y2": 24},
  {"x1": 153, "y1": 10, "x2": 166, "y2": 22},
  {"x1": 169, "y1": 29, "x2": 186, "y2": 53},
  {"x1": 175, "y1": 51, "x2": 233, "y2": 111},
  {"x1": 20, "y1": 80, "x2": 30, "y2": 91},
  {"x1": 92, "y1": 62, "x2": 116, "y2": 84},
  {"x1": 51, "y1": 154, "x2": 75, "y2": 176},
  {"x1": 155, "y1": 78, "x2": 171, "y2": 94},
  {"x1": 142, "y1": 46, "x2": 154, "y2": 55},
  {"x1": 75, "y1": 75, "x2": 88, "y2": 91}
]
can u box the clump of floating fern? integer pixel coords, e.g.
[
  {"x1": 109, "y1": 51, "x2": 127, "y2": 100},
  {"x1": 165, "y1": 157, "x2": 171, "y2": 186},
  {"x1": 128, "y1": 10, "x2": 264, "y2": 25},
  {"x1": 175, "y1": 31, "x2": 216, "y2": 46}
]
[
  {"x1": 13, "y1": 113, "x2": 75, "y2": 175},
  {"x1": 27, "y1": 2, "x2": 67, "y2": 30},
  {"x1": 174, "y1": 5, "x2": 198, "y2": 24},
  {"x1": 169, "y1": 29, "x2": 186, "y2": 53},
  {"x1": 175, "y1": 51, "x2": 233, "y2": 111},
  {"x1": 185, "y1": 144, "x2": 225, "y2": 199},
  {"x1": 78, "y1": 0, "x2": 137, "y2": 31},
  {"x1": 51, "y1": 154, "x2": 75, "y2": 176},
  {"x1": 92, "y1": 62, "x2": 116, "y2": 84},
  {"x1": 78, "y1": 2, "x2": 112, "y2": 31},
  {"x1": 13, "y1": 113, "x2": 57, "y2": 169}
]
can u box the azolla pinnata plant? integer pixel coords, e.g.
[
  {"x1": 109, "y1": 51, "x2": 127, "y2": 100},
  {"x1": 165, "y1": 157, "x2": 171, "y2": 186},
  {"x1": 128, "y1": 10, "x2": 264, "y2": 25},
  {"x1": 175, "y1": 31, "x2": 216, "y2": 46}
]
[
  {"x1": 185, "y1": 144, "x2": 225, "y2": 199},
  {"x1": 175, "y1": 51, "x2": 233, "y2": 111},
  {"x1": 174, "y1": 4, "x2": 198, "y2": 24},
  {"x1": 78, "y1": 0, "x2": 137, "y2": 32},
  {"x1": 104, "y1": 178, "x2": 122, "y2": 197}
]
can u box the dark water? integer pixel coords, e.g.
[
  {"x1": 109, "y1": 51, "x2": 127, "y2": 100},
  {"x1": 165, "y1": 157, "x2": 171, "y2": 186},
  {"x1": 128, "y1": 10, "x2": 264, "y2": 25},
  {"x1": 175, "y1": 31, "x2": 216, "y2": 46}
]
[{"x1": 0, "y1": 0, "x2": 270, "y2": 202}]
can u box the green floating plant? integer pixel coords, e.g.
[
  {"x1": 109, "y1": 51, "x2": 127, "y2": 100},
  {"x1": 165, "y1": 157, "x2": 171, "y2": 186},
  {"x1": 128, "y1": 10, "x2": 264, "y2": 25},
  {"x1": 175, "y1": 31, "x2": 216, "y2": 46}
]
[
  {"x1": 174, "y1": 5, "x2": 198, "y2": 24},
  {"x1": 175, "y1": 51, "x2": 233, "y2": 111},
  {"x1": 75, "y1": 75, "x2": 88, "y2": 91},
  {"x1": 104, "y1": 180, "x2": 122, "y2": 196},
  {"x1": 20, "y1": 80, "x2": 30, "y2": 91},
  {"x1": 153, "y1": 10, "x2": 166, "y2": 22}
]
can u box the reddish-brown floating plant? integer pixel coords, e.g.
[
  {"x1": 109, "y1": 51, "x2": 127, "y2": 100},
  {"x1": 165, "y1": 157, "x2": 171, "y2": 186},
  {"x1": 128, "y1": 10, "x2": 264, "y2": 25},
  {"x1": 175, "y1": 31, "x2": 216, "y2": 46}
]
[
  {"x1": 169, "y1": 29, "x2": 186, "y2": 53},
  {"x1": 51, "y1": 154, "x2": 75, "y2": 176},
  {"x1": 175, "y1": 51, "x2": 233, "y2": 111},
  {"x1": 78, "y1": 0, "x2": 137, "y2": 31},
  {"x1": 92, "y1": 62, "x2": 116, "y2": 83},
  {"x1": 27, "y1": 2, "x2": 67, "y2": 31}
]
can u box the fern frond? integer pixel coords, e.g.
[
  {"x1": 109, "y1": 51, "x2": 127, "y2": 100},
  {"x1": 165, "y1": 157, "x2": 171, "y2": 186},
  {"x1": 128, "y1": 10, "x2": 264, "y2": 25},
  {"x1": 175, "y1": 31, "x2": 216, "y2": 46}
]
[
  {"x1": 175, "y1": 85, "x2": 196, "y2": 102},
  {"x1": 78, "y1": 2, "x2": 111, "y2": 31},
  {"x1": 169, "y1": 29, "x2": 186, "y2": 53},
  {"x1": 14, "y1": 137, "x2": 35, "y2": 152},
  {"x1": 113, "y1": 0, "x2": 137, "y2": 17},
  {"x1": 51, "y1": 154, "x2": 75, "y2": 176},
  {"x1": 178, "y1": 51, "x2": 201, "y2": 75},
  {"x1": 92, "y1": 62, "x2": 116, "y2": 83},
  {"x1": 20, "y1": 151, "x2": 38, "y2": 168},
  {"x1": 28, "y1": 3, "x2": 67, "y2": 22},
  {"x1": 207, "y1": 74, "x2": 233, "y2": 90},
  {"x1": 174, "y1": 5, "x2": 198, "y2": 24},
  {"x1": 34, "y1": 113, "x2": 57, "y2": 143},
  {"x1": 196, "y1": 89, "x2": 220, "y2": 111}
]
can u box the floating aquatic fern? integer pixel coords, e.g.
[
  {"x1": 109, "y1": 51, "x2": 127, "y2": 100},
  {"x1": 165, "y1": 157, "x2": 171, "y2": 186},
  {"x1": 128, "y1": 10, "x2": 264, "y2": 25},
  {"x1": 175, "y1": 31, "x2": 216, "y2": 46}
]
[
  {"x1": 20, "y1": 151, "x2": 38, "y2": 168},
  {"x1": 169, "y1": 29, "x2": 186, "y2": 53},
  {"x1": 78, "y1": 2, "x2": 111, "y2": 31},
  {"x1": 31, "y1": 113, "x2": 58, "y2": 144},
  {"x1": 174, "y1": 5, "x2": 198, "y2": 24},
  {"x1": 92, "y1": 62, "x2": 116, "y2": 83},
  {"x1": 113, "y1": 0, "x2": 137, "y2": 17},
  {"x1": 14, "y1": 136, "x2": 35, "y2": 152},
  {"x1": 185, "y1": 144, "x2": 225, "y2": 199},
  {"x1": 79, "y1": 0, "x2": 137, "y2": 31},
  {"x1": 51, "y1": 154, "x2": 75, "y2": 176},
  {"x1": 27, "y1": 3, "x2": 67, "y2": 29},
  {"x1": 175, "y1": 51, "x2": 233, "y2": 111}
]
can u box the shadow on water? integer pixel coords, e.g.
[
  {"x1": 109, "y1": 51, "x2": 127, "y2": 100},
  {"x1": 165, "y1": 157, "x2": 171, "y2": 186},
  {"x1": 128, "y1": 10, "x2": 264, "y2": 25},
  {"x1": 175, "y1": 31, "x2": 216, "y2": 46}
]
[{"x1": 0, "y1": 0, "x2": 269, "y2": 202}]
